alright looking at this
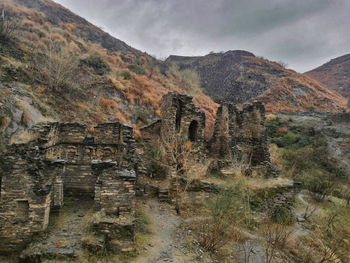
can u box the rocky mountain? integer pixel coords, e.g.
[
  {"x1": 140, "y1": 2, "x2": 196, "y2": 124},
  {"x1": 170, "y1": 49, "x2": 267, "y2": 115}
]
[
  {"x1": 166, "y1": 51, "x2": 347, "y2": 113},
  {"x1": 0, "y1": 0, "x2": 218, "y2": 147},
  {"x1": 306, "y1": 54, "x2": 350, "y2": 99},
  {"x1": 0, "y1": 0, "x2": 347, "y2": 150}
]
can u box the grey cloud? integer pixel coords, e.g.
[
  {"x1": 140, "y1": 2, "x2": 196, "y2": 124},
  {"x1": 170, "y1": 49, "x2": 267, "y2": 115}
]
[{"x1": 54, "y1": 0, "x2": 350, "y2": 72}]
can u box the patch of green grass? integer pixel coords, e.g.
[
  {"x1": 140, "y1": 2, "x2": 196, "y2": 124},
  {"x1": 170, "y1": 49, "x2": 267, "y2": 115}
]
[
  {"x1": 128, "y1": 64, "x2": 145, "y2": 75},
  {"x1": 119, "y1": 70, "x2": 131, "y2": 80},
  {"x1": 84, "y1": 54, "x2": 110, "y2": 75},
  {"x1": 135, "y1": 205, "x2": 151, "y2": 234}
]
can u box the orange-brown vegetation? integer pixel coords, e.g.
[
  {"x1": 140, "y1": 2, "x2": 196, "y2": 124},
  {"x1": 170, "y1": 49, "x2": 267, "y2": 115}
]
[
  {"x1": 35, "y1": 86, "x2": 45, "y2": 95},
  {"x1": 132, "y1": 125, "x2": 142, "y2": 140},
  {"x1": 245, "y1": 74, "x2": 347, "y2": 113},
  {"x1": 87, "y1": 126, "x2": 94, "y2": 134},
  {"x1": 21, "y1": 111, "x2": 31, "y2": 127},
  {"x1": 276, "y1": 127, "x2": 288, "y2": 134},
  {"x1": 1, "y1": 0, "x2": 218, "y2": 135}
]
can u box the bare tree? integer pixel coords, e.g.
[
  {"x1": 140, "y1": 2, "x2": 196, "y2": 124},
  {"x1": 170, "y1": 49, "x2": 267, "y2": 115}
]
[
  {"x1": 0, "y1": 8, "x2": 19, "y2": 40},
  {"x1": 161, "y1": 135, "x2": 206, "y2": 214},
  {"x1": 261, "y1": 222, "x2": 293, "y2": 263},
  {"x1": 239, "y1": 240, "x2": 256, "y2": 263},
  {"x1": 28, "y1": 32, "x2": 79, "y2": 93},
  {"x1": 307, "y1": 210, "x2": 350, "y2": 263},
  {"x1": 302, "y1": 205, "x2": 317, "y2": 221}
]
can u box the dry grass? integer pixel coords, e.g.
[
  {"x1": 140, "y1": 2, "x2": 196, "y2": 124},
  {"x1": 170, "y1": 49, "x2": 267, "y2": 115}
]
[
  {"x1": 0, "y1": 115, "x2": 11, "y2": 129},
  {"x1": 21, "y1": 111, "x2": 31, "y2": 127},
  {"x1": 1, "y1": 0, "x2": 219, "y2": 135}
]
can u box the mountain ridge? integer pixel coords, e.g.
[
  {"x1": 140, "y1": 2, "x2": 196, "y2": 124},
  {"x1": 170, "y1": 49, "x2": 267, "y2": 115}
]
[
  {"x1": 306, "y1": 54, "x2": 350, "y2": 99},
  {"x1": 166, "y1": 50, "x2": 347, "y2": 113},
  {"x1": 14, "y1": 0, "x2": 144, "y2": 56}
]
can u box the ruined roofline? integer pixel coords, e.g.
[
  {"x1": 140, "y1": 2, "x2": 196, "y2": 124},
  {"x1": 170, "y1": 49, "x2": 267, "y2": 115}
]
[
  {"x1": 6, "y1": 120, "x2": 135, "y2": 148},
  {"x1": 162, "y1": 92, "x2": 205, "y2": 115},
  {"x1": 32, "y1": 120, "x2": 132, "y2": 130},
  {"x1": 139, "y1": 119, "x2": 161, "y2": 131}
]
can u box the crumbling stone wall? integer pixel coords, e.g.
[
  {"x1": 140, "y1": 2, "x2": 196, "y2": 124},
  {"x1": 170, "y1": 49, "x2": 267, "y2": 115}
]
[
  {"x1": 136, "y1": 93, "x2": 270, "y2": 202},
  {"x1": 0, "y1": 142, "x2": 65, "y2": 254},
  {"x1": 0, "y1": 92, "x2": 271, "y2": 255},
  {"x1": 160, "y1": 93, "x2": 205, "y2": 144},
  {"x1": 92, "y1": 162, "x2": 136, "y2": 215},
  {"x1": 0, "y1": 121, "x2": 136, "y2": 254},
  {"x1": 210, "y1": 101, "x2": 270, "y2": 168},
  {"x1": 137, "y1": 93, "x2": 207, "y2": 198}
]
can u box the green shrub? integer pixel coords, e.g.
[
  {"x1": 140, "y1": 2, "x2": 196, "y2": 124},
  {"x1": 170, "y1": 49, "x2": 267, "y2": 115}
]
[
  {"x1": 280, "y1": 132, "x2": 297, "y2": 147},
  {"x1": 307, "y1": 106, "x2": 315, "y2": 112},
  {"x1": 266, "y1": 117, "x2": 282, "y2": 137},
  {"x1": 120, "y1": 54, "x2": 133, "y2": 63},
  {"x1": 303, "y1": 170, "x2": 335, "y2": 202},
  {"x1": 127, "y1": 64, "x2": 145, "y2": 75},
  {"x1": 280, "y1": 147, "x2": 315, "y2": 175},
  {"x1": 196, "y1": 184, "x2": 253, "y2": 252},
  {"x1": 271, "y1": 206, "x2": 295, "y2": 225},
  {"x1": 119, "y1": 70, "x2": 131, "y2": 80},
  {"x1": 295, "y1": 135, "x2": 313, "y2": 147},
  {"x1": 331, "y1": 188, "x2": 342, "y2": 198},
  {"x1": 135, "y1": 206, "x2": 151, "y2": 234},
  {"x1": 250, "y1": 187, "x2": 284, "y2": 211},
  {"x1": 85, "y1": 54, "x2": 110, "y2": 75},
  {"x1": 135, "y1": 108, "x2": 148, "y2": 123}
]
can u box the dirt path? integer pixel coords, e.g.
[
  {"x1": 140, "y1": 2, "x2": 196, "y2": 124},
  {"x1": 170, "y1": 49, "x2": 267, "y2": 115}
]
[
  {"x1": 20, "y1": 198, "x2": 95, "y2": 261},
  {"x1": 133, "y1": 199, "x2": 196, "y2": 263},
  {"x1": 292, "y1": 192, "x2": 315, "y2": 237}
]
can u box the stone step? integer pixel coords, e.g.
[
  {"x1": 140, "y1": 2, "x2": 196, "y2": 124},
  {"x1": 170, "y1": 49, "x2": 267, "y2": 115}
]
[{"x1": 158, "y1": 190, "x2": 170, "y2": 202}]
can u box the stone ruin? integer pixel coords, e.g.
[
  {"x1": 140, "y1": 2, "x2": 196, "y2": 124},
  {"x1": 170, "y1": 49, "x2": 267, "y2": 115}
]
[
  {"x1": 209, "y1": 101, "x2": 270, "y2": 171},
  {"x1": 139, "y1": 93, "x2": 270, "y2": 177},
  {"x1": 0, "y1": 122, "x2": 136, "y2": 254},
  {"x1": 0, "y1": 92, "x2": 271, "y2": 255}
]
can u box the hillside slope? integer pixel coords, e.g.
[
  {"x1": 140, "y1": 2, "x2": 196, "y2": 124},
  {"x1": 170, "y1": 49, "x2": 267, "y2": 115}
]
[
  {"x1": 167, "y1": 51, "x2": 347, "y2": 113},
  {"x1": 0, "y1": 0, "x2": 218, "y2": 147},
  {"x1": 306, "y1": 54, "x2": 350, "y2": 99}
]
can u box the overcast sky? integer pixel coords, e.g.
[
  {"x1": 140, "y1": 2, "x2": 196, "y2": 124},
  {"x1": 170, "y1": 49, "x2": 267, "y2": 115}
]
[{"x1": 54, "y1": 0, "x2": 350, "y2": 72}]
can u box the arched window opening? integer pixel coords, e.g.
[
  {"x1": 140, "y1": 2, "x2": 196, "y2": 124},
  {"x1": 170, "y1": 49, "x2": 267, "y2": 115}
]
[{"x1": 188, "y1": 120, "x2": 199, "y2": 142}]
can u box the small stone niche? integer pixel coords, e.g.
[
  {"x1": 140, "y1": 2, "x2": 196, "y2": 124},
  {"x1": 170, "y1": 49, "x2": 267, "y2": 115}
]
[{"x1": 16, "y1": 200, "x2": 29, "y2": 222}]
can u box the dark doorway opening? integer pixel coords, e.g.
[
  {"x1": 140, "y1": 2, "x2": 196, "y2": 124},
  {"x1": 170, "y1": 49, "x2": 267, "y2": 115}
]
[
  {"x1": 175, "y1": 102, "x2": 182, "y2": 132},
  {"x1": 188, "y1": 120, "x2": 199, "y2": 142}
]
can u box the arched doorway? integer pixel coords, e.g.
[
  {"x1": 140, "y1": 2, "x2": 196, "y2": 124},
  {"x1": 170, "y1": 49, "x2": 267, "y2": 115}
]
[{"x1": 188, "y1": 120, "x2": 198, "y2": 142}]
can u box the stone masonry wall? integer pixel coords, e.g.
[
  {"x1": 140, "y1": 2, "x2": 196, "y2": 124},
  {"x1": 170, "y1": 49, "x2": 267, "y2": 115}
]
[
  {"x1": 210, "y1": 101, "x2": 270, "y2": 167},
  {"x1": 160, "y1": 93, "x2": 205, "y2": 145},
  {"x1": 0, "y1": 121, "x2": 136, "y2": 254},
  {"x1": 0, "y1": 142, "x2": 65, "y2": 254}
]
